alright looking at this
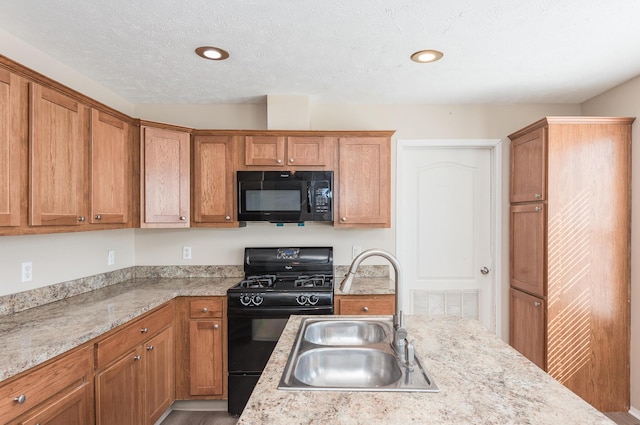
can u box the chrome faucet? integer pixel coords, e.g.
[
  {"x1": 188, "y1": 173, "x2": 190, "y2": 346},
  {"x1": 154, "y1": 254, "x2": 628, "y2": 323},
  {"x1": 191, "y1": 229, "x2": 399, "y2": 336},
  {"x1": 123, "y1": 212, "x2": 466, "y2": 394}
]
[{"x1": 340, "y1": 248, "x2": 407, "y2": 351}]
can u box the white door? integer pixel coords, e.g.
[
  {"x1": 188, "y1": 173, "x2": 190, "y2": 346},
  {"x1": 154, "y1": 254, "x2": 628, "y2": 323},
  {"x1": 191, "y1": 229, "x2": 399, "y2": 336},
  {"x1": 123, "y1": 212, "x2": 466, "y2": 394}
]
[{"x1": 396, "y1": 140, "x2": 501, "y2": 333}]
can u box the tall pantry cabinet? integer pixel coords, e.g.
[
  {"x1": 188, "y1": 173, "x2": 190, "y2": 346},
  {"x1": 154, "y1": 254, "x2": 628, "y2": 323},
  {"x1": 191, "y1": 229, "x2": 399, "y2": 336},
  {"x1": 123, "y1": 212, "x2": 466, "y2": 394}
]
[{"x1": 508, "y1": 116, "x2": 634, "y2": 412}]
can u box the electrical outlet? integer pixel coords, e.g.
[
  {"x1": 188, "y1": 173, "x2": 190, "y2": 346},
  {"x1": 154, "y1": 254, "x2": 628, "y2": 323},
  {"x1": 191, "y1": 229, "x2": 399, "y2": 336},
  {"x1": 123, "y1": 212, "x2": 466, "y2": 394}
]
[
  {"x1": 107, "y1": 250, "x2": 115, "y2": 266},
  {"x1": 183, "y1": 246, "x2": 192, "y2": 260},
  {"x1": 352, "y1": 245, "x2": 362, "y2": 259},
  {"x1": 21, "y1": 262, "x2": 33, "y2": 282}
]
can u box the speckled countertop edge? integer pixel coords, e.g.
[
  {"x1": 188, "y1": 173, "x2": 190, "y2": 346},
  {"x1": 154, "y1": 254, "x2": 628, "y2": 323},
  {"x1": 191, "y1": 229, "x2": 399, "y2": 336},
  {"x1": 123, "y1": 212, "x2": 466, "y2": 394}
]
[{"x1": 238, "y1": 315, "x2": 615, "y2": 425}]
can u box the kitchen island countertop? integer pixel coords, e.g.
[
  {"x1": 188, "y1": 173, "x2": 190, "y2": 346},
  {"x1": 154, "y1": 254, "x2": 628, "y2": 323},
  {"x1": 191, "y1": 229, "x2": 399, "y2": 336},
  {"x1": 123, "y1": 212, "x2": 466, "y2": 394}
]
[{"x1": 238, "y1": 315, "x2": 614, "y2": 425}]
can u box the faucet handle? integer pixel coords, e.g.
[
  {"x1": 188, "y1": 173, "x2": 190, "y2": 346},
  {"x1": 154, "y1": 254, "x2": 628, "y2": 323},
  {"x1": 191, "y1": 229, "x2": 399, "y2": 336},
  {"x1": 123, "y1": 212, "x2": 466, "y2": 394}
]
[{"x1": 405, "y1": 339, "x2": 415, "y2": 370}]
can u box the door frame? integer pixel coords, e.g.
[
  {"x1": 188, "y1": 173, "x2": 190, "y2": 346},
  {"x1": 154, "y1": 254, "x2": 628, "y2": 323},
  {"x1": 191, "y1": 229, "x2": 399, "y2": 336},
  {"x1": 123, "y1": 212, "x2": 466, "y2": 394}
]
[{"x1": 396, "y1": 139, "x2": 503, "y2": 337}]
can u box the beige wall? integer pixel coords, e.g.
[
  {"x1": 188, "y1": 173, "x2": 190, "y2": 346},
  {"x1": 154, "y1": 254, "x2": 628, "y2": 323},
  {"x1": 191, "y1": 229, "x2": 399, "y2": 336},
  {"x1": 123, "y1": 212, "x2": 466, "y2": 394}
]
[{"x1": 582, "y1": 75, "x2": 640, "y2": 413}]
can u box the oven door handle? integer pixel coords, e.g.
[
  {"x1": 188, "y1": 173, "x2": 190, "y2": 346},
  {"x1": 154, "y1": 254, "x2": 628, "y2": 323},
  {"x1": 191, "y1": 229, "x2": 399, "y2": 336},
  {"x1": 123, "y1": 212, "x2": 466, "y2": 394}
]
[{"x1": 227, "y1": 305, "x2": 334, "y2": 317}]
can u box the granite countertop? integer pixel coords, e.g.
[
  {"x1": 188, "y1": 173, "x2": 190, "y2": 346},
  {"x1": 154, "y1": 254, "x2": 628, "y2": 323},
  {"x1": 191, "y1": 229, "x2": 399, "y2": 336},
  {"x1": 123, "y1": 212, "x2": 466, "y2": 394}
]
[
  {"x1": 334, "y1": 277, "x2": 395, "y2": 296},
  {"x1": 0, "y1": 277, "x2": 237, "y2": 382},
  {"x1": 238, "y1": 315, "x2": 614, "y2": 425}
]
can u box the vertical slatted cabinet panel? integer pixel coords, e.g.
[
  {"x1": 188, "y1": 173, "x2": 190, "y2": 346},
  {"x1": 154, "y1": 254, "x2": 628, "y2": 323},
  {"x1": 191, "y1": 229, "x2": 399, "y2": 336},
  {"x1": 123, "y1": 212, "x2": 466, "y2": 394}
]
[
  {"x1": 29, "y1": 84, "x2": 88, "y2": 226},
  {"x1": 0, "y1": 69, "x2": 22, "y2": 227}
]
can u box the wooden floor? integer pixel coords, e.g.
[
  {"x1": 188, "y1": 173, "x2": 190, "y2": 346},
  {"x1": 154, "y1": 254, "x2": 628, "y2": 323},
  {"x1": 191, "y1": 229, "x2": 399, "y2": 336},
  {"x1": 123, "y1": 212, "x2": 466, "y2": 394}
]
[
  {"x1": 606, "y1": 413, "x2": 640, "y2": 425},
  {"x1": 159, "y1": 410, "x2": 238, "y2": 425}
]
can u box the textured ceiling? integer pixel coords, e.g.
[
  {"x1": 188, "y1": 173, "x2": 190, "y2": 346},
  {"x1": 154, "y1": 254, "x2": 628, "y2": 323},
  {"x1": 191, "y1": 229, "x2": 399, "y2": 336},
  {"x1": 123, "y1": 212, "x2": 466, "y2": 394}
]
[{"x1": 1, "y1": 0, "x2": 640, "y2": 105}]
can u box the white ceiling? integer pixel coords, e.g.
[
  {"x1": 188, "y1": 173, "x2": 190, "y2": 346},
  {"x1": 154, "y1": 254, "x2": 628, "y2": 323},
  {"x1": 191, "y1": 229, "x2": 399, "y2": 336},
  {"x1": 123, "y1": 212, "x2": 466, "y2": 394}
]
[{"x1": 1, "y1": 0, "x2": 640, "y2": 105}]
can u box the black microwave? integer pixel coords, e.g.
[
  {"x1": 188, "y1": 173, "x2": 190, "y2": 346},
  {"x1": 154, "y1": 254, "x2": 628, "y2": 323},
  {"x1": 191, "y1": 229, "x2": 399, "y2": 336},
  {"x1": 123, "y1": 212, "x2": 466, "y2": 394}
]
[{"x1": 237, "y1": 171, "x2": 333, "y2": 223}]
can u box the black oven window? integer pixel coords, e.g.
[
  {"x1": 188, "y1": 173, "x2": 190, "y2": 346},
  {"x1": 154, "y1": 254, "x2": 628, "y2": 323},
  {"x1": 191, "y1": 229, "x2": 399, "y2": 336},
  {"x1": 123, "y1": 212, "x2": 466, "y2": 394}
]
[
  {"x1": 252, "y1": 318, "x2": 289, "y2": 342},
  {"x1": 246, "y1": 190, "x2": 301, "y2": 211}
]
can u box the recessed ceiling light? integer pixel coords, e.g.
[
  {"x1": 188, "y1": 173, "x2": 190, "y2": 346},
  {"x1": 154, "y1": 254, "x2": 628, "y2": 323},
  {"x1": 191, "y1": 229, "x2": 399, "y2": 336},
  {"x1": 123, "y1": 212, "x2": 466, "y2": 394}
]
[
  {"x1": 410, "y1": 50, "x2": 443, "y2": 63},
  {"x1": 195, "y1": 46, "x2": 229, "y2": 61}
]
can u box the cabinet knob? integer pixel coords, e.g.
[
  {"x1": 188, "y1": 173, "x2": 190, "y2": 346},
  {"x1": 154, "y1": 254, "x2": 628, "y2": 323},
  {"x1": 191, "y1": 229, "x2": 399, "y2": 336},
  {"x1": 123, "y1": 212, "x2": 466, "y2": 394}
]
[
  {"x1": 225, "y1": 215, "x2": 231, "y2": 221},
  {"x1": 276, "y1": 159, "x2": 282, "y2": 164},
  {"x1": 289, "y1": 158, "x2": 294, "y2": 163},
  {"x1": 534, "y1": 206, "x2": 542, "y2": 212},
  {"x1": 13, "y1": 394, "x2": 26, "y2": 404},
  {"x1": 95, "y1": 214, "x2": 102, "y2": 220},
  {"x1": 341, "y1": 217, "x2": 347, "y2": 222},
  {"x1": 78, "y1": 216, "x2": 86, "y2": 222},
  {"x1": 133, "y1": 355, "x2": 141, "y2": 361},
  {"x1": 147, "y1": 345, "x2": 154, "y2": 351},
  {"x1": 363, "y1": 306, "x2": 369, "y2": 312},
  {"x1": 141, "y1": 327, "x2": 148, "y2": 333},
  {"x1": 180, "y1": 216, "x2": 187, "y2": 221},
  {"x1": 534, "y1": 301, "x2": 541, "y2": 307},
  {"x1": 202, "y1": 307, "x2": 208, "y2": 313},
  {"x1": 534, "y1": 193, "x2": 542, "y2": 198},
  {"x1": 214, "y1": 324, "x2": 220, "y2": 329}
]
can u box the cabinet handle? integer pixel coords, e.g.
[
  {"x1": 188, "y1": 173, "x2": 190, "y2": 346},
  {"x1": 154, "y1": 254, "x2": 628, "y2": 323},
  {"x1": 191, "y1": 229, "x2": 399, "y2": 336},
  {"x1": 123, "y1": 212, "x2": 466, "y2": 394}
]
[
  {"x1": 147, "y1": 345, "x2": 154, "y2": 351},
  {"x1": 78, "y1": 216, "x2": 86, "y2": 222},
  {"x1": 214, "y1": 324, "x2": 220, "y2": 329},
  {"x1": 141, "y1": 327, "x2": 148, "y2": 333},
  {"x1": 13, "y1": 394, "x2": 26, "y2": 404},
  {"x1": 535, "y1": 206, "x2": 542, "y2": 212},
  {"x1": 180, "y1": 216, "x2": 187, "y2": 221},
  {"x1": 534, "y1": 193, "x2": 542, "y2": 198},
  {"x1": 341, "y1": 217, "x2": 347, "y2": 222},
  {"x1": 276, "y1": 159, "x2": 282, "y2": 164},
  {"x1": 534, "y1": 301, "x2": 541, "y2": 307},
  {"x1": 289, "y1": 158, "x2": 294, "y2": 163},
  {"x1": 225, "y1": 215, "x2": 231, "y2": 221},
  {"x1": 202, "y1": 307, "x2": 208, "y2": 313},
  {"x1": 363, "y1": 306, "x2": 369, "y2": 312},
  {"x1": 95, "y1": 214, "x2": 102, "y2": 220},
  {"x1": 133, "y1": 355, "x2": 141, "y2": 361}
]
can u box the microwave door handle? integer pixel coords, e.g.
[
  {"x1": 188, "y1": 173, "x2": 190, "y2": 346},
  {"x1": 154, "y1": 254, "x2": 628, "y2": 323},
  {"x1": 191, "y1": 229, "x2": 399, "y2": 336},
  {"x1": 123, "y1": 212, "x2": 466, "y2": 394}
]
[{"x1": 307, "y1": 183, "x2": 312, "y2": 213}]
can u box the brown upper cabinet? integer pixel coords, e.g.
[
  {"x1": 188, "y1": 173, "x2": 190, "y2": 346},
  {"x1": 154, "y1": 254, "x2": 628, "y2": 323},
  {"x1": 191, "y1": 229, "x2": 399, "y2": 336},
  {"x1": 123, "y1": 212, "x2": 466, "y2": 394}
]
[
  {"x1": 510, "y1": 127, "x2": 546, "y2": 203},
  {"x1": 243, "y1": 135, "x2": 331, "y2": 167},
  {"x1": 0, "y1": 69, "x2": 23, "y2": 227},
  {"x1": 192, "y1": 134, "x2": 236, "y2": 227},
  {"x1": 140, "y1": 124, "x2": 191, "y2": 228},
  {"x1": 30, "y1": 84, "x2": 89, "y2": 226},
  {"x1": 336, "y1": 136, "x2": 391, "y2": 228},
  {"x1": 90, "y1": 109, "x2": 132, "y2": 224}
]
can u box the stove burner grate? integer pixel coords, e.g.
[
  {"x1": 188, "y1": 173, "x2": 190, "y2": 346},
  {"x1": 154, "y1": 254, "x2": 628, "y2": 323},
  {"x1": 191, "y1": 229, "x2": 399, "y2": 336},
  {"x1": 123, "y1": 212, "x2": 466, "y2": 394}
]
[
  {"x1": 239, "y1": 274, "x2": 277, "y2": 288},
  {"x1": 294, "y1": 274, "x2": 327, "y2": 287}
]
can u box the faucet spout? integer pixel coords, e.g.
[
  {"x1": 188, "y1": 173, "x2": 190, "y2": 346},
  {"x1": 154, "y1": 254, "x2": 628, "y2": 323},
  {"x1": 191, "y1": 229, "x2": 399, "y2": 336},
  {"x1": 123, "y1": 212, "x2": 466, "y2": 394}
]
[{"x1": 339, "y1": 248, "x2": 404, "y2": 331}]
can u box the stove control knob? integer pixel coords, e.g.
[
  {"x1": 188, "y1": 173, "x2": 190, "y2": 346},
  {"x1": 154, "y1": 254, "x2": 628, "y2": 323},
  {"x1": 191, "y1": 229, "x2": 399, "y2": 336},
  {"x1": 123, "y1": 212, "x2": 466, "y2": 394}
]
[
  {"x1": 308, "y1": 294, "x2": 319, "y2": 305},
  {"x1": 253, "y1": 295, "x2": 264, "y2": 306},
  {"x1": 296, "y1": 295, "x2": 308, "y2": 305},
  {"x1": 240, "y1": 294, "x2": 252, "y2": 306}
]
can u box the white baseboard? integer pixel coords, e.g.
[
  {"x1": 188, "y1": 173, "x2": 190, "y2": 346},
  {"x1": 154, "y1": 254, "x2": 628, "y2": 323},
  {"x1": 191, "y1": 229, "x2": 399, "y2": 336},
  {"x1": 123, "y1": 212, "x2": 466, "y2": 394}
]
[{"x1": 629, "y1": 406, "x2": 640, "y2": 419}]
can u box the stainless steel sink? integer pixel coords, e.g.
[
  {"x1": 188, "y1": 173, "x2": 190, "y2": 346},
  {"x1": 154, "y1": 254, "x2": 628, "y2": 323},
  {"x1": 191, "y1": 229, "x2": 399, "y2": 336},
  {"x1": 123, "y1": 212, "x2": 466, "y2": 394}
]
[
  {"x1": 303, "y1": 320, "x2": 387, "y2": 345},
  {"x1": 294, "y1": 348, "x2": 402, "y2": 387},
  {"x1": 278, "y1": 317, "x2": 439, "y2": 392}
]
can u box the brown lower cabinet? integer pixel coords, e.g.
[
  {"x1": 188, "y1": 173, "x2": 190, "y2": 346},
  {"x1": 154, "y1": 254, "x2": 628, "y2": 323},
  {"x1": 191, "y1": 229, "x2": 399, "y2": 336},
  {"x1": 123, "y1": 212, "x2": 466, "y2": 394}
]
[
  {"x1": 94, "y1": 303, "x2": 175, "y2": 425},
  {"x1": 0, "y1": 345, "x2": 94, "y2": 425},
  {"x1": 335, "y1": 294, "x2": 395, "y2": 315}
]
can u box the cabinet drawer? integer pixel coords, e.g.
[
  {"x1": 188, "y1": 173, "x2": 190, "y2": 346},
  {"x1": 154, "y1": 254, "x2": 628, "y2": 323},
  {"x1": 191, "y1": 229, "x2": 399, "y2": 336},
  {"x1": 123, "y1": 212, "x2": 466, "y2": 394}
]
[
  {"x1": 95, "y1": 302, "x2": 174, "y2": 369},
  {"x1": 0, "y1": 345, "x2": 92, "y2": 425},
  {"x1": 189, "y1": 298, "x2": 224, "y2": 318},
  {"x1": 338, "y1": 295, "x2": 395, "y2": 315}
]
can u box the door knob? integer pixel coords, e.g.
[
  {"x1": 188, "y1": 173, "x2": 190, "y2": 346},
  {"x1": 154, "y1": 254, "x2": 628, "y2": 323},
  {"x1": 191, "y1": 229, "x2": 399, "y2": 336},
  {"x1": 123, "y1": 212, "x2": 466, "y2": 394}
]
[{"x1": 480, "y1": 267, "x2": 489, "y2": 275}]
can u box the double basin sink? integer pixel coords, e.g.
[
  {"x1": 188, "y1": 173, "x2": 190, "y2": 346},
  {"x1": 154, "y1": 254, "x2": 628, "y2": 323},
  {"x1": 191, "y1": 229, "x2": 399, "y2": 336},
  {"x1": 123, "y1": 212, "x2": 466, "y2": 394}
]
[{"x1": 278, "y1": 317, "x2": 439, "y2": 392}]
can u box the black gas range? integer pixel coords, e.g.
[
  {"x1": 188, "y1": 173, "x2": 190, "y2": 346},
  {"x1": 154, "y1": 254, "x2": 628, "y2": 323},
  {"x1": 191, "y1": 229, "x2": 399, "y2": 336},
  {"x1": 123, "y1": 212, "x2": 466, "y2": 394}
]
[{"x1": 227, "y1": 247, "x2": 334, "y2": 415}]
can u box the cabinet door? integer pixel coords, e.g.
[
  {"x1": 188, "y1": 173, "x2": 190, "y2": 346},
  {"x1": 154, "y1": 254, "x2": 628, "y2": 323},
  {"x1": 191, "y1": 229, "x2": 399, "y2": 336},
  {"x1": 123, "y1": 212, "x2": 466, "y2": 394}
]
[
  {"x1": 90, "y1": 109, "x2": 130, "y2": 224},
  {"x1": 16, "y1": 382, "x2": 92, "y2": 425},
  {"x1": 30, "y1": 84, "x2": 88, "y2": 226},
  {"x1": 510, "y1": 203, "x2": 546, "y2": 297},
  {"x1": 95, "y1": 348, "x2": 144, "y2": 425},
  {"x1": 141, "y1": 126, "x2": 190, "y2": 227},
  {"x1": 144, "y1": 327, "x2": 175, "y2": 425},
  {"x1": 510, "y1": 288, "x2": 545, "y2": 370},
  {"x1": 286, "y1": 136, "x2": 329, "y2": 166},
  {"x1": 193, "y1": 135, "x2": 235, "y2": 225},
  {"x1": 337, "y1": 137, "x2": 390, "y2": 227},
  {"x1": 244, "y1": 135, "x2": 285, "y2": 166},
  {"x1": 0, "y1": 69, "x2": 22, "y2": 227},
  {"x1": 511, "y1": 128, "x2": 546, "y2": 203},
  {"x1": 337, "y1": 295, "x2": 395, "y2": 315},
  {"x1": 189, "y1": 320, "x2": 224, "y2": 396}
]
